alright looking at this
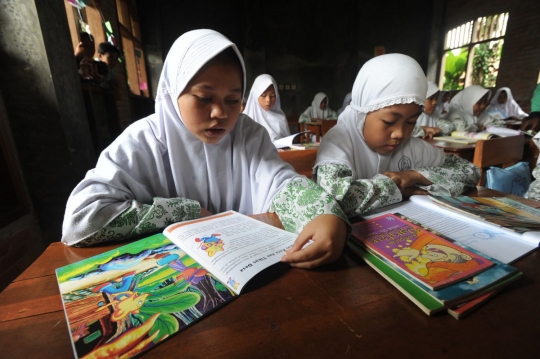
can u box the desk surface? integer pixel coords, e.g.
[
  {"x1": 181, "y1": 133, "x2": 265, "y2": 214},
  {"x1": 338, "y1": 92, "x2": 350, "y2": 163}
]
[{"x1": 2, "y1": 188, "x2": 540, "y2": 358}]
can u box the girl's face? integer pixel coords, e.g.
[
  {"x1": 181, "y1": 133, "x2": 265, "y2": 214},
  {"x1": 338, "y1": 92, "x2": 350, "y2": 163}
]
[
  {"x1": 364, "y1": 103, "x2": 422, "y2": 154},
  {"x1": 320, "y1": 98, "x2": 327, "y2": 110},
  {"x1": 424, "y1": 91, "x2": 439, "y2": 114},
  {"x1": 177, "y1": 61, "x2": 243, "y2": 144},
  {"x1": 473, "y1": 93, "x2": 489, "y2": 116},
  {"x1": 497, "y1": 90, "x2": 508, "y2": 104},
  {"x1": 258, "y1": 84, "x2": 277, "y2": 111}
]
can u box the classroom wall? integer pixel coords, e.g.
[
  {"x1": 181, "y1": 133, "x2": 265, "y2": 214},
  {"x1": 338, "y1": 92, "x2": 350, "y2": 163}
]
[
  {"x1": 137, "y1": 0, "x2": 433, "y2": 116},
  {"x1": 444, "y1": 0, "x2": 540, "y2": 112}
]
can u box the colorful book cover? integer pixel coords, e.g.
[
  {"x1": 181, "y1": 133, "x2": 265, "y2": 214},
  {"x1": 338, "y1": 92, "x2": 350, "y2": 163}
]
[
  {"x1": 351, "y1": 213, "x2": 494, "y2": 290},
  {"x1": 429, "y1": 196, "x2": 540, "y2": 233},
  {"x1": 56, "y1": 233, "x2": 236, "y2": 359}
]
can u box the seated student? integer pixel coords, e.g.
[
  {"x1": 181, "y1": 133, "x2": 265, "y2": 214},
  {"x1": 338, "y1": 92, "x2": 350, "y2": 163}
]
[
  {"x1": 314, "y1": 54, "x2": 480, "y2": 217},
  {"x1": 486, "y1": 87, "x2": 528, "y2": 119},
  {"x1": 299, "y1": 92, "x2": 338, "y2": 123},
  {"x1": 525, "y1": 132, "x2": 540, "y2": 201},
  {"x1": 337, "y1": 92, "x2": 352, "y2": 115},
  {"x1": 435, "y1": 90, "x2": 451, "y2": 118},
  {"x1": 94, "y1": 42, "x2": 121, "y2": 88},
  {"x1": 447, "y1": 85, "x2": 504, "y2": 132},
  {"x1": 411, "y1": 82, "x2": 454, "y2": 139},
  {"x1": 243, "y1": 74, "x2": 290, "y2": 142},
  {"x1": 61, "y1": 29, "x2": 348, "y2": 268}
]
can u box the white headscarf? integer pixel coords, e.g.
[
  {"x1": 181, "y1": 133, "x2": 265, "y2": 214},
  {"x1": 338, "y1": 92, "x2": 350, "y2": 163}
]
[
  {"x1": 315, "y1": 54, "x2": 445, "y2": 179},
  {"x1": 435, "y1": 90, "x2": 450, "y2": 118},
  {"x1": 243, "y1": 74, "x2": 290, "y2": 142},
  {"x1": 487, "y1": 87, "x2": 528, "y2": 119},
  {"x1": 308, "y1": 92, "x2": 331, "y2": 119},
  {"x1": 417, "y1": 82, "x2": 441, "y2": 127},
  {"x1": 62, "y1": 29, "x2": 299, "y2": 241},
  {"x1": 337, "y1": 92, "x2": 352, "y2": 115},
  {"x1": 446, "y1": 85, "x2": 491, "y2": 126}
]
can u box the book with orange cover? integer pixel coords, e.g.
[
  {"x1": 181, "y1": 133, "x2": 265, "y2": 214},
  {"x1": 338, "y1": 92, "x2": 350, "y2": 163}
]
[{"x1": 351, "y1": 213, "x2": 495, "y2": 290}]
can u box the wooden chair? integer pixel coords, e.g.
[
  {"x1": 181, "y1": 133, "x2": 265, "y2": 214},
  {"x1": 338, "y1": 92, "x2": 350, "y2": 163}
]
[
  {"x1": 321, "y1": 119, "x2": 337, "y2": 137},
  {"x1": 473, "y1": 135, "x2": 525, "y2": 186},
  {"x1": 278, "y1": 149, "x2": 318, "y2": 178}
]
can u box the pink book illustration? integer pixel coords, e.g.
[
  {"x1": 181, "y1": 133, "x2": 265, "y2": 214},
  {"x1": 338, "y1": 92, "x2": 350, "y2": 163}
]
[{"x1": 352, "y1": 213, "x2": 494, "y2": 290}]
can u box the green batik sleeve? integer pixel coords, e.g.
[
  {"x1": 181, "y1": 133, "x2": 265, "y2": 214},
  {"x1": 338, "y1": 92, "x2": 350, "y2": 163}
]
[
  {"x1": 316, "y1": 163, "x2": 402, "y2": 217},
  {"x1": 525, "y1": 166, "x2": 540, "y2": 201},
  {"x1": 73, "y1": 197, "x2": 201, "y2": 247},
  {"x1": 415, "y1": 154, "x2": 480, "y2": 196},
  {"x1": 268, "y1": 177, "x2": 349, "y2": 234}
]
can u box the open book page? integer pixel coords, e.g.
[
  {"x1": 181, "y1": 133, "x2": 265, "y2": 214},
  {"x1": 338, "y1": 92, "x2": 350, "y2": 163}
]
[
  {"x1": 487, "y1": 109, "x2": 507, "y2": 120},
  {"x1": 273, "y1": 131, "x2": 311, "y2": 149},
  {"x1": 452, "y1": 131, "x2": 495, "y2": 141},
  {"x1": 485, "y1": 126, "x2": 521, "y2": 137},
  {"x1": 362, "y1": 196, "x2": 538, "y2": 263},
  {"x1": 164, "y1": 211, "x2": 297, "y2": 294}
]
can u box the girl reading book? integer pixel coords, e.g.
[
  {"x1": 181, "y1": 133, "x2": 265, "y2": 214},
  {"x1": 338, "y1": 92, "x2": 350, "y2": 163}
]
[
  {"x1": 314, "y1": 54, "x2": 480, "y2": 217},
  {"x1": 62, "y1": 29, "x2": 348, "y2": 268}
]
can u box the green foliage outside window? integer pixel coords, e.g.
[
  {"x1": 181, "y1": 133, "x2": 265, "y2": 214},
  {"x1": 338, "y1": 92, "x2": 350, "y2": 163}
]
[
  {"x1": 471, "y1": 40, "x2": 503, "y2": 88},
  {"x1": 443, "y1": 48, "x2": 468, "y2": 90}
]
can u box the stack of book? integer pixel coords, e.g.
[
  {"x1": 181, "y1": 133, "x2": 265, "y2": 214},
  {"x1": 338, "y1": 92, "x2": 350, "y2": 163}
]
[{"x1": 348, "y1": 195, "x2": 540, "y2": 319}]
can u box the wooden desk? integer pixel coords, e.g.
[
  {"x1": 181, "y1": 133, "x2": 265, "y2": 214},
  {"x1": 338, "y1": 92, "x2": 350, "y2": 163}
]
[
  {"x1": 304, "y1": 121, "x2": 322, "y2": 142},
  {"x1": 2, "y1": 190, "x2": 540, "y2": 358},
  {"x1": 427, "y1": 138, "x2": 476, "y2": 161},
  {"x1": 278, "y1": 148, "x2": 318, "y2": 177}
]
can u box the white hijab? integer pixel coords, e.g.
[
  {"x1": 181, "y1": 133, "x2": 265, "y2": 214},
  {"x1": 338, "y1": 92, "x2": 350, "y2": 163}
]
[
  {"x1": 63, "y1": 29, "x2": 299, "y2": 241},
  {"x1": 309, "y1": 92, "x2": 331, "y2": 119},
  {"x1": 337, "y1": 92, "x2": 352, "y2": 115},
  {"x1": 446, "y1": 85, "x2": 491, "y2": 126},
  {"x1": 487, "y1": 87, "x2": 528, "y2": 119},
  {"x1": 435, "y1": 90, "x2": 450, "y2": 118},
  {"x1": 243, "y1": 74, "x2": 290, "y2": 142},
  {"x1": 315, "y1": 54, "x2": 445, "y2": 179},
  {"x1": 417, "y1": 82, "x2": 441, "y2": 127}
]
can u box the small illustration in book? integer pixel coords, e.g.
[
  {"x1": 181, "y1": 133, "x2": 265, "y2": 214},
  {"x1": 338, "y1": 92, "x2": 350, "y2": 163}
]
[
  {"x1": 352, "y1": 213, "x2": 494, "y2": 290},
  {"x1": 57, "y1": 235, "x2": 235, "y2": 359},
  {"x1": 195, "y1": 233, "x2": 224, "y2": 257}
]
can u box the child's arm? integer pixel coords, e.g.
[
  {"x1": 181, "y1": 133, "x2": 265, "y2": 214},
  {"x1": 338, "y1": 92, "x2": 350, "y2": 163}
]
[
  {"x1": 326, "y1": 109, "x2": 338, "y2": 120},
  {"x1": 298, "y1": 107, "x2": 312, "y2": 123},
  {"x1": 414, "y1": 154, "x2": 480, "y2": 196},
  {"x1": 434, "y1": 119, "x2": 455, "y2": 135},
  {"x1": 62, "y1": 197, "x2": 202, "y2": 247},
  {"x1": 525, "y1": 166, "x2": 540, "y2": 200},
  {"x1": 268, "y1": 177, "x2": 350, "y2": 268},
  {"x1": 316, "y1": 163, "x2": 403, "y2": 217}
]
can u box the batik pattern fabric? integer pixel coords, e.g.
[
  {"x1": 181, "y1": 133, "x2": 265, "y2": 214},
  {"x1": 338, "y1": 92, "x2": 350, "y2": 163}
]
[
  {"x1": 525, "y1": 166, "x2": 540, "y2": 201},
  {"x1": 73, "y1": 178, "x2": 349, "y2": 247},
  {"x1": 316, "y1": 154, "x2": 480, "y2": 217}
]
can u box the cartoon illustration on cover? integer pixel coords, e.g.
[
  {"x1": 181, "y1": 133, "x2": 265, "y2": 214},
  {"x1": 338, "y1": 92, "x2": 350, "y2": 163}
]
[{"x1": 56, "y1": 234, "x2": 235, "y2": 359}]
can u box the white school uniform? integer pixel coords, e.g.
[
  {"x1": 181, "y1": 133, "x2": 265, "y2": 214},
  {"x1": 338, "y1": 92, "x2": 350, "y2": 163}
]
[{"x1": 487, "y1": 87, "x2": 528, "y2": 119}]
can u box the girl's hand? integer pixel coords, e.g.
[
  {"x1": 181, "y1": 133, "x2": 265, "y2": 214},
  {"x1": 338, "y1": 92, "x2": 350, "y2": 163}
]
[
  {"x1": 383, "y1": 170, "x2": 424, "y2": 190},
  {"x1": 281, "y1": 214, "x2": 348, "y2": 268},
  {"x1": 400, "y1": 186, "x2": 428, "y2": 199},
  {"x1": 421, "y1": 126, "x2": 441, "y2": 140}
]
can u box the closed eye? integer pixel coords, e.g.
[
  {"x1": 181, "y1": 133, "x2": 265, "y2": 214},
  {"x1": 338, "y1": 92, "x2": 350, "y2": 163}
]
[{"x1": 195, "y1": 95, "x2": 212, "y2": 103}]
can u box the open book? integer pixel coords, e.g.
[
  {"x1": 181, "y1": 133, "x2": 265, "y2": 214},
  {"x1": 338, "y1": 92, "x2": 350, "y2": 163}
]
[
  {"x1": 362, "y1": 195, "x2": 540, "y2": 264},
  {"x1": 273, "y1": 131, "x2": 311, "y2": 149},
  {"x1": 289, "y1": 142, "x2": 320, "y2": 150},
  {"x1": 56, "y1": 211, "x2": 298, "y2": 359},
  {"x1": 435, "y1": 131, "x2": 498, "y2": 144}
]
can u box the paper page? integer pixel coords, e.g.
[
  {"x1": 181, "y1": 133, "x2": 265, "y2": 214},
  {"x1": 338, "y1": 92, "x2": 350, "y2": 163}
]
[
  {"x1": 486, "y1": 126, "x2": 521, "y2": 137},
  {"x1": 435, "y1": 136, "x2": 478, "y2": 144},
  {"x1": 487, "y1": 109, "x2": 507, "y2": 120},
  {"x1": 452, "y1": 131, "x2": 493, "y2": 140},
  {"x1": 273, "y1": 131, "x2": 311, "y2": 149},
  {"x1": 164, "y1": 211, "x2": 297, "y2": 294},
  {"x1": 362, "y1": 196, "x2": 537, "y2": 263}
]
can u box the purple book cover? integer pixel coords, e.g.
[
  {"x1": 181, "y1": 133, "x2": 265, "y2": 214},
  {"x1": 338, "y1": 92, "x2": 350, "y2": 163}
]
[{"x1": 352, "y1": 213, "x2": 494, "y2": 290}]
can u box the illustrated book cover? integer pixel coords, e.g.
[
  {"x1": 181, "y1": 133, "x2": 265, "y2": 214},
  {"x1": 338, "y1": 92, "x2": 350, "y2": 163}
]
[
  {"x1": 56, "y1": 211, "x2": 298, "y2": 358},
  {"x1": 351, "y1": 213, "x2": 495, "y2": 290}
]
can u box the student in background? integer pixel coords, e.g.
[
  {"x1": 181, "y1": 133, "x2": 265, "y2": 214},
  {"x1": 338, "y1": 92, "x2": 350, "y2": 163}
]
[
  {"x1": 314, "y1": 54, "x2": 480, "y2": 217},
  {"x1": 435, "y1": 90, "x2": 451, "y2": 118},
  {"x1": 298, "y1": 92, "x2": 338, "y2": 123},
  {"x1": 337, "y1": 92, "x2": 352, "y2": 115},
  {"x1": 243, "y1": 74, "x2": 290, "y2": 142},
  {"x1": 74, "y1": 32, "x2": 95, "y2": 67},
  {"x1": 94, "y1": 42, "x2": 121, "y2": 87},
  {"x1": 412, "y1": 82, "x2": 454, "y2": 139},
  {"x1": 62, "y1": 29, "x2": 348, "y2": 268},
  {"x1": 486, "y1": 87, "x2": 528, "y2": 119},
  {"x1": 447, "y1": 85, "x2": 503, "y2": 132}
]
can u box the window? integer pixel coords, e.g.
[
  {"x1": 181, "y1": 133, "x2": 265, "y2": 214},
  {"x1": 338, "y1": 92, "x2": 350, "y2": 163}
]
[
  {"x1": 440, "y1": 13, "x2": 508, "y2": 90},
  {"x1": 116, "y1": 0, "x2": 149, "y2": 97}
]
